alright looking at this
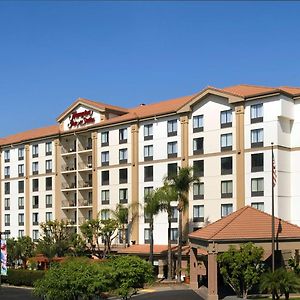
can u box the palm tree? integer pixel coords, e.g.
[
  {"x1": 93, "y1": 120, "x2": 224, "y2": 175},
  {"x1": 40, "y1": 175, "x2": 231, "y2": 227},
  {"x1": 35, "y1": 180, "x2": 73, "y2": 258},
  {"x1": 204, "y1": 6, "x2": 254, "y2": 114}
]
[
  {"x1": 144, "y1": 189, "x2": 161, "y2": 265},
  {"x1": 157, "y1": 183, "x2": 178, "y2": 280},
  {"x1": 167, "y1": 166, "x2": 199, "y2": 282}
]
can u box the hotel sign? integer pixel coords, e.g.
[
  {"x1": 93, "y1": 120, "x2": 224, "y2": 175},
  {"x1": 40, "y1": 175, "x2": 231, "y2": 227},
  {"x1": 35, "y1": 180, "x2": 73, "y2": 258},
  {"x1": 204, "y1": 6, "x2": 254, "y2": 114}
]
[{"x1": 68, "y1": 110, "x2": 95, "y2": 129}]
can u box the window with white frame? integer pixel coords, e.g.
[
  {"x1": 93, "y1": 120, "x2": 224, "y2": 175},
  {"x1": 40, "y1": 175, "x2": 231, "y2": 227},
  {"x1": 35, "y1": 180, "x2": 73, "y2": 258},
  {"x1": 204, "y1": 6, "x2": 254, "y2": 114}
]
[
  {"x1": 119, "y1": 128, "x2": 128, "y2": 143},
  {"x1": 32, "y1": 162, "x2": 39, "y2": 175},
  {"x1": 220, "y1": 110, "x2": 232, "y2": 128},
  {"x1": 251, "y1": 103, "x2": 263, "y2": 123},
  {"x1": 46, "y1": 160, "x2": 52, "y2": 173},
  {"x1": 45, "y1": 142, "x2": 52, "y2": 155},
  {"x1": 4, "y1": 150, "x2": 10, "y2": 162},
  {"x1": 32, "y1": 144, "x2": 39, "y2": 158},
  {"x1": 4, "y1": 198, "x2": 10, "y2": 210},
  {"x1": 193, "y1": 205, "x2": 204, "y2": 222},
  {"x1": 251, "y1": 129, "x2": 264, "y2": 147},
  {"x1": 18, "y1": 197, "x2": 24, "y2": 209},
  {"x1": 220, "y1": 133, "x2": 232, "y2": 151},
  {"x1": 18, "y1": 147, "x2": 24, "y2": 160},
  {"x1": 32, "y1": 212, "x2": 39, "y2": 225},
  {"x1": 251, "y1": 178, "x2": 264, "y2": 196},
  {"x1": 170, "y1": 228, "x2": 178, "y2": 243},
  {"x1": 144, "y1": 124, "x2": 153, "y2": 140},
  {"x1": 167, "y1": 119, "x2": 177, "y2": 136},
  {"x1": 193, "y1": 182, "x2": 204, "y2": 200},
  {"x1": 221, "y1": 180, "x2": 233, "y2": 198},
  {"x1": 5, "y1": 214, "x2": 10, "y2": 226},
  {"x1": 32, "y1": 195, "x2": 39, "y2": 209},
  {"x1": 5, "y1": 182, "x2": 10, "y2": 194},
  {"x1": 101, "y1": 209, "x2": 110, "y2": 220},
  {"x1": 193, "y1": 137, "x2": 204, "y2": 154},
  {"x1": 171, "y1": 206, "x2": 178, "y2": 222},
  {"x1": 251, "y1": 202, "x2": 264, "y2": 211},
  {"x1": 144, "y1": 228, "x2": 150, "y2": 244},
  {"x1": 101, "y1": 131, "x2": 109, "y2": 146},
  {"x1": 46, "y1": 177, "x2": 52, "y2": 191},
  {"x1": 18, "y1": 180, "x2": 24, "y2": 193},
  {"x1": 101, "y1": 151, "x2": 109, "y2": 166},
  {"x1": 18, "y1": 213, "x2": 24, "y2": 226},
  {"x1": 144, "y1": 187, "x2": 153, "y2": 197},
  {"x1": 119, "y1": 188, "x2": 128, "y2": 204},
  {"x1": 101, "y1": 190, "x2": 110, "y2": 204},
  {"x1": 144, "y1": 145, "x2": 153, "y2": 161},
  {"x1": 18, "y1": 164, "x2": 24, "y2": 177},
  {"x1": 32, "y1": 230, "x2": 39, "y2": 241},
  {"x1": 46, "y1": 212, "x2": 53, "y2": 222},
  {"x1": 221, "y1": 204, "x2": 233, "y2": 218},
  {"x1": 167, "y1": 141, "x2": 178, "y2": 158},
  {"x1": 46, "y1": 195, "x2": 52, "y2": 208},
  {"x1": 4, "y1": 166, "x2": 10, "y2": 178},
  {"x1": 193, "y1": 115, "x2": 204, "y2": 132},
  {"x1": 18, "y1": 230, "x2": 24, "y2": 238},
  {"x1": 119, "y1": 148, "x2": 128, "y2": 164}
]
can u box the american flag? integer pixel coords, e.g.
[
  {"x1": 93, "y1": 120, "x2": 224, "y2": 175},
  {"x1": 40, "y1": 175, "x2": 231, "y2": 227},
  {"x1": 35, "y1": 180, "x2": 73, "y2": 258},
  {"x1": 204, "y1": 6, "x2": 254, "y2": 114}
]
[{"x1": 272, "y1": 151, "x2": 277, "y2": 188}]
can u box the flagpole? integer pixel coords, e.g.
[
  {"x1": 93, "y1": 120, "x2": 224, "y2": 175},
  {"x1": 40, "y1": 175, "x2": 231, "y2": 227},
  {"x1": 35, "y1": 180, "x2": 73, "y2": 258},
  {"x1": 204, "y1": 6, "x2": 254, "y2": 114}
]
[{"x1": 271, "y1": 143, "x2": 275, "y2": 274}]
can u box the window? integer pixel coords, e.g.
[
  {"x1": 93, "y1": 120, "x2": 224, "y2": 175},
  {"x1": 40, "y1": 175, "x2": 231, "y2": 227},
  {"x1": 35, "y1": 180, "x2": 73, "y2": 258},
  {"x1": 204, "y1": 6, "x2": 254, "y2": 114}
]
[
  {"x1": 220, "y1": 110, "x2": 232, "y2": 128},
  {"x1": 119, "y1": 128, "x2": 128, "y2": 144},
  {"x1": 101, "y1": 190, "x2": 110, "y2": 205},
  {"x1": 251, "y1": 202, "x2": 264, "y2": 211},
  {"x1": 119, "y1": 168, "x2": 128, "y2": 184},
  {"x1": 170, "y1": 228, "x2": 178, "y2": 243},
  {"x1": 221, "y1": 180, "x2": 233, "y2": 198},
  {"x1": 144, "y1": 209, "x2": 151, "y2": 223},
  {"x1": 45, "y1": 142, "x2": 52, "y2": 155},
  {"x1": 167, "y1": 141, "x2": 178, "y2": 158},
  {"x1": 4, "y1": 182, "x2": 10, "y2": 194},
  {"x1": 86, "y1": 137, "x2": 92, "y2": 150},
  {"x1": 144, "y1": 228, "x2": 150, "y2": 244},
  {"x1": 87, "y1": 155, "x2": 92, "y2": 168},
  {"x1": 251, "y1": 103, "x2": 263, "y2": 123},
  {"x1": 221, "y1": 133, "x2": 232, "y2": 151},
  {"x1": 18, "y1": 147, "x2": 24, "y2": 160},
  {"x1": 167, "y1": 163, "x2": 178, "y2": 179},
  {"x1": 46, "y1": 195, "x2": 52, "y2": 208},
  {"x1": 18, "y1": 180, "x2": 24, "y2": 193},
  {"x1": 18, "y1": 213, "x2": 24, "y2": 226},
  {"x1": 193, "y1": 115, "x2": 204, "y2": 132},
  {"x1": 193, "y1": 137, "x2": 204, "y2": 155},
  {"x1": 171, "y1": 207, "x2": 178, "y2": 222},
  {"x1": 119, "y1": 188, "x2": 128, "y2": 204},
  {"x1": 251, "y1": 153, "x2": 264, "y2": 172},
  {"x1": 32, "y1": 213, "x2": 39, "y2": 225},
  {"x1": 46, "y1": 177, "x2": 52, "y2": 191},
  {"x1": 251, "y1": 129, "x2": 263, "y2": 148},
  {"x1": 251, "y1": 178, "x2": 264, "y2": 196},
  {"x1": 167, "y1": 119, "x2": 177, "y2": 136},
  {"x1": 144, "y1": 166, "x2": 153, "y2": 182},
  {"x1": 144, "y1": 187, "x2": 153, "y2": 197},
  {"x1": 18, "y1": 197, "x2": 24, "y2": 209},
  {"x1": 32, "y1": 230, "x2": 39, "y2": 241},
  {"x1": 18, "y1": 230, "x2": 24, "y2": 238},
  {"x1": 101, "y1": 171, "x2": 109, "y2": 185},
  {"x1": 101, "y1": 151, "x2": 109, "y2": 166},
  {"x1": 32, "y1": 195, "x2": 39, "y2": 209},
  {"x1": 119, "y1": 148, "x2": 128, "y2": 164},
  {"x1": 5, "y1": 214, "x2": 10, "y2": 226},
  {"x1": 46, "y1": 160, "x2": 52, "y2": 173},
  {"x1": 193, "y1": 160, "x2": 204, "y2": 177},
  {"x1": 32, "y1": 144, "x2": 39, "y2": 158},
  {"x1": 144, "y1": 124, "x2": 153, "y2": 140},
  {"x1": 119, "y1": 228, "x2": 129, "y2": 244},
  {"x1": 193, "y1": 182, "x2": 204, "y2": 200},
  {"x1": 221, "y1": 204, "x2": 233, "y2": 218},
  {"x1": 101, "y1": 209, "x2": 110, "y2": 220},
  {"x1": 221, "y1": 157, "x2": 233, "y2": 175},
  {"x1": 46, "y1": 212, "x2": 53, "y2": 222},
  {"x1": 4, "y1": 198, "x2": 10, "y2": 210},
  {"x1": 32, "y1": 162, "x2": 39, "y2": 175},
  {"x1": 144, "y1": 145, "x2": 153, "y2": 161},
  {"x1": 4, "y1": 150, "x2": 10, "y2": 162},
  {"x1": 4, "y1": 166, "x2": 10, "y2": 178},
  {"x1": 18, "y1": 164, "x2": 24, "y2": 177},
  {"x1": 193, "y1": 205, "x2": 204, "y2": 222},
  {"x1": 32, "y1": 178, "x2": 39, "y2": 192},
  {"x1": 101, "y1": 131, "x2": 109, "y2": 146}
]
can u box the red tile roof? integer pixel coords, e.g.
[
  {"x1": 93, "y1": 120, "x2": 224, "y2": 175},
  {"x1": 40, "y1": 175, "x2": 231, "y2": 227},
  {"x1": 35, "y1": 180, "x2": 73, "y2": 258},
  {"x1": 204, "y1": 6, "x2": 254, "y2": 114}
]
[{"x1": 189, "y1": 206, "x2": 300, "y2": 242}]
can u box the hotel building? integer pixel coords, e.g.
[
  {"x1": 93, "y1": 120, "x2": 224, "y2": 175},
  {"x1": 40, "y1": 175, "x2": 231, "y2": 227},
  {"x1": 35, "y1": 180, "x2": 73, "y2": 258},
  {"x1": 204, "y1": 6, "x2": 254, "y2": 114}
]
[{"x1": 1, "y1": 84, "x2": 300, "y2": 246}]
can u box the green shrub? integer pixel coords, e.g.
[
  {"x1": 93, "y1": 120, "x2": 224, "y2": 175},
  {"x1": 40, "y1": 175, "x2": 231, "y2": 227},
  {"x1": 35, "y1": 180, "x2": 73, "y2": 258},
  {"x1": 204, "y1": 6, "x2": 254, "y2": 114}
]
[{"x1": 6, "y1": 269, "x2": 45, "y2": 286}]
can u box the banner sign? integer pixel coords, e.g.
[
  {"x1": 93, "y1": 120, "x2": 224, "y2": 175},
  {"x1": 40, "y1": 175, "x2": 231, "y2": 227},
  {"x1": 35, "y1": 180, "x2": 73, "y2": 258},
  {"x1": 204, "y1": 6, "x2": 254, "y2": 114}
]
[{"x1": 1, "y1": 239, "x2": 7, "y2": 276}]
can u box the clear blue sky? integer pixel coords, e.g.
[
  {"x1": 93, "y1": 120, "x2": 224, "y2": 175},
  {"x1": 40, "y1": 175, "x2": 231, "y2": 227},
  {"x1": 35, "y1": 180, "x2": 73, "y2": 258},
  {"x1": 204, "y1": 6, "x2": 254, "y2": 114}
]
[{"x1": 1, "y1": 1, "x2": 300, "y2": 136}]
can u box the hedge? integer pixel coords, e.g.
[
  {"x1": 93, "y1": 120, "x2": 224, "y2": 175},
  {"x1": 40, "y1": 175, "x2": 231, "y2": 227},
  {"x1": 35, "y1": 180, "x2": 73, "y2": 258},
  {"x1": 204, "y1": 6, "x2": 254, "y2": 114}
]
[{"x1": 2, "y1": 269, "x2": 45, "y2": 287}]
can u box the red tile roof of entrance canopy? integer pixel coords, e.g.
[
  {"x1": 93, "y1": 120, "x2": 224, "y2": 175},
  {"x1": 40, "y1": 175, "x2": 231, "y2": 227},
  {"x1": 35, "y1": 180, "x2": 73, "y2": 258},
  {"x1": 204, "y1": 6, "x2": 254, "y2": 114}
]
[{"x1": 189, "y1": 206, "x2": 300, "y2": 242}]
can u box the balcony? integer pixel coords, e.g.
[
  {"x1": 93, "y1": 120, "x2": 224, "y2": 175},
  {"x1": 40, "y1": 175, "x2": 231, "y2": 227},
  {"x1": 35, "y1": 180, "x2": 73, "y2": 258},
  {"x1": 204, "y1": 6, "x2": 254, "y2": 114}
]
[
  {"x1": 61, "y1": 182, "x2": 77, "y2": 190},
  {"x1": 61, "y1": 200, "x2": 77, "y2": 208},
  {"x1": 78, "y1": 181, "x2": 92, "y2": 189},
  {"x1": 78, "y1": 199, "x2": 93, "y2": 207},
  {"x1": 78, "y1": 163, "x2": 92, "y2": 171},
  {"x1": 61, "y1": 165, "x2": 77, "y2": 172}
]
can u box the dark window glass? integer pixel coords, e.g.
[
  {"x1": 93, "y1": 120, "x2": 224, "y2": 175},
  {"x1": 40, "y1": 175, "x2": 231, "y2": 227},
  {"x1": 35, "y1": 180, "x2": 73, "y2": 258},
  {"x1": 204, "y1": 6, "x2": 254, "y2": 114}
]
[
  {"x1": 101, "y1": 171, "x2": 109, "y2": 185},
  {"x1": 18, "y1": 181, "x2": 24, "y2": 193},
  {"x1": 251, "y1": 153, "x2": 264, "y2": 172},
  {"x1": 221, "y1": 157, "x2": 232, "y2": 175},
  {"x1": 119, "y1": 168, "x2": 128, "y2": 184},
  {"x1": 167, "y1": 163, "x2": 177, "y2": 179},
  {"x1": 4, "y1": 182, "x2": 10, "y2": 194},
  {"x1": 193, "y1": 160, "x2": 204, "y2": 177},
  {"x1": 32, "y1": 179, "x2": 39, "y2": 192},
  {"x1": 46, "y1": 177, "x2": 52, "y2": 191},
  {"x1": 144, "y1": 166, "x2": 153, "y2": 182},
  {"x1": 193, "y1": 137, "x2": 204, "y2": 155}
]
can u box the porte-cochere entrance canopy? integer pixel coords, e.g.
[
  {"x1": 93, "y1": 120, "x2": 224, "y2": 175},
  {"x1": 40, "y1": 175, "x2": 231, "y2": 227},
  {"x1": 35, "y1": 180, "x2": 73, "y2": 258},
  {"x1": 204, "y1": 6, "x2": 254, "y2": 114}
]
[{"x1": 189, "y1": 206, "x2": 300, "y2": 300}]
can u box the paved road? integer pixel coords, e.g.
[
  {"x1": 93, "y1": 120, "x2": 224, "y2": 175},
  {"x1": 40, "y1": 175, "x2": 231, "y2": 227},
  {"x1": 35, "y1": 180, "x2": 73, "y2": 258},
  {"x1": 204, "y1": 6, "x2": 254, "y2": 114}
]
[
  {"x1": 0, "y1": 286, "x2": 39, "y2": 300},
  {"x1": 134, "y1": 289, "x2": 202, "y2": 300}
]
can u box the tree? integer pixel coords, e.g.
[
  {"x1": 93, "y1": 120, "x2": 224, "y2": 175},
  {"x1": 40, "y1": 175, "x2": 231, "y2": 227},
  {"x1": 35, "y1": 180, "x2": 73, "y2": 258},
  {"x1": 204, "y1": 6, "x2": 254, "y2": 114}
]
[
  {"x1": 6, "y1": 238, "x2": 17, "y2": 267},
  {"x1": 15, "y1": 236, "x2": 35, "y2": 268},
  {"x1": 101, "y1": 218, "x2": 118, "y2": 257},
  {"x1": 261, "y1": 268, "x2": 300, "y2": 300},
  {"x1": 166, "y1": 166, "x2": 199, "y2": 282},
  {"x1": 37, "y1": 220, "x2": 74, "y2": 259},
  {"x1": 144, "y1": 189, "x2": 161, "y2": 265},
  {"x1": 217, "y1": 242, "x2": 264, "y2": 299},
  {"x1": 111, "y1": 204, "x2": 129, "y2": 248},
  {"x1": 157, "y1": 183, "x2": 178, "y2": 280}
]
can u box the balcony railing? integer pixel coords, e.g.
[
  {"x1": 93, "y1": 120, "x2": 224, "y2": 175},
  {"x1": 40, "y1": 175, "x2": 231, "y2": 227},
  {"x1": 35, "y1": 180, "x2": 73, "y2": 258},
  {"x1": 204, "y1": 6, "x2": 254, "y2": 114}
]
[
  {"x1": 61, "y1": 200, "x2": 77, "y2": 207},
  {"x1": 61, "y1": 182, "x2": 77, "y2": 189},
  {"x1": 78, "y1": 180, "x2": 92, "y2": 189},
  {"x1": 78, "y1": 163, "x2": 92, "y2": 170},
  {"x1": 61, "y1": 165, "x2": 77, "y2": 172},
  {"x1": 78, "y1": 199, "x2": 93, "y2": 207}
]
